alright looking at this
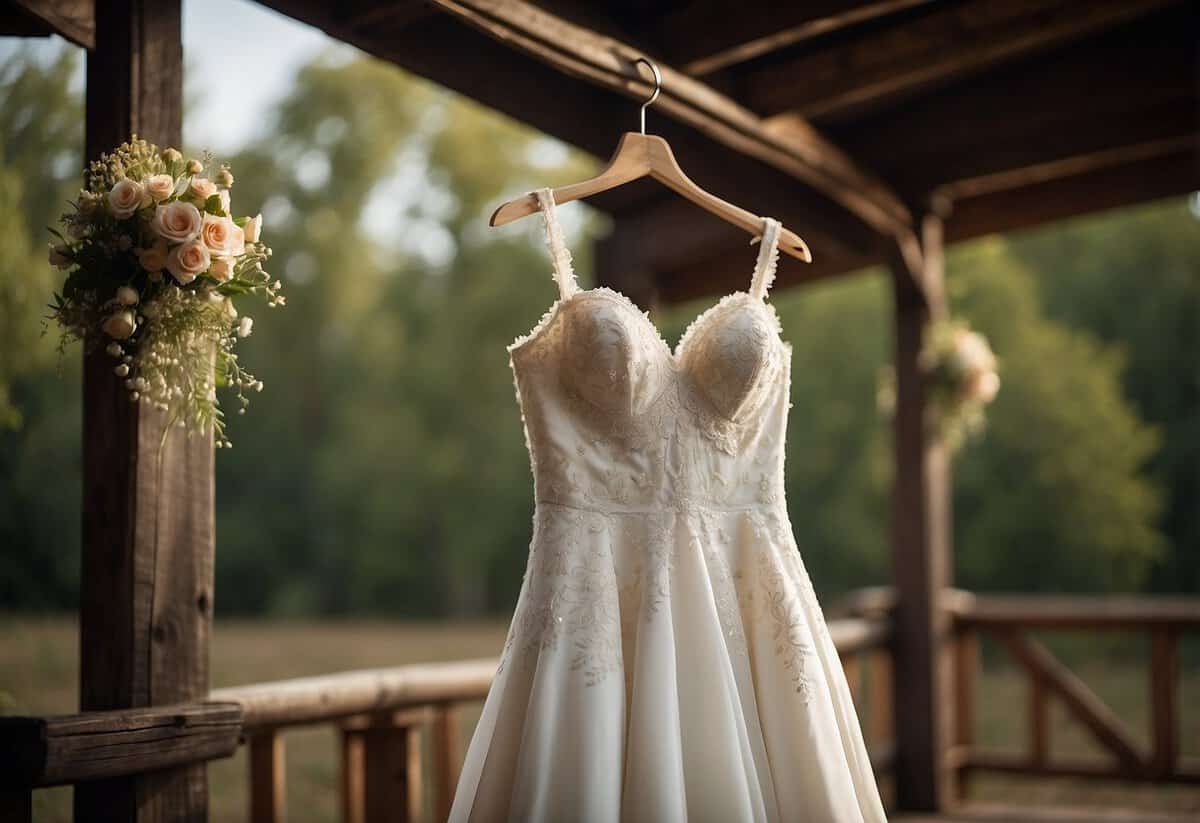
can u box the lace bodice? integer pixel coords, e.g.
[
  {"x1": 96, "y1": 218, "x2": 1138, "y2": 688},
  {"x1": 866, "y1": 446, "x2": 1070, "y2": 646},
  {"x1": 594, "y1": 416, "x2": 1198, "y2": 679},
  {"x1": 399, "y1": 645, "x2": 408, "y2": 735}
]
[{"x1": 508, "y1": 189, "x2": 792, "y2": 514}]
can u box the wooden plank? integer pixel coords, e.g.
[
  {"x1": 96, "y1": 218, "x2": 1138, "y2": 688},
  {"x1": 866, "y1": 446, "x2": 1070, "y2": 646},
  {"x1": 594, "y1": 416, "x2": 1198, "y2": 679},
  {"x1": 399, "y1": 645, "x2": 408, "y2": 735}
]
[
  {"x1": 964, "y1": 751, "x2": 1200, "y2": 784},
  {"x1": 8, "y1": 0, "x2": 95, "y2": 47},
  {"x1": 211, "y1": 658, "x2": 497, "y2": 730},
  {"x1": 257, "y1": 0, "x2": 915, "y2": 246},
  {"x1": 951, "y1": 592, "x2": 1200, "y2": 629},
  {"x1": 1030, "y1": 674, "x2": 1049, "y2": 767},
  {"x1": 744, "y1": 0, "x2": 1177, "y2": 118},
  {"x1": 340, "y1": 725, "x2": 366, "y2": 823},
  {"x1": 668, "y1": 0, "x2": 935, "y2": 75},
  {"x1": 1150, "y1": 626, "x2": 1179, "y2": 777},
  {"x1": 0, "y1": 703, "x2": 241, "y2": 788},
  {"x1": 827, "y1": 8, "x2": 1197, "y2": 196},
  {"x1": 997, "y1": 631, "x2": 1145, "y2": 773},
  {"x1": 362, "y1": 714, "x2": 421, "y2": 823},
  {"x1": 248, "y1": 731, "x2": 286, "y2": 823},
  {"x1": 431, "y1": 704, "x2": 461, "y2": 823},
  {"x1": 77, "y1": 2, "x2": 212, "y2": 821},
  {"x1": 886, "y1": 210, "x2": 953, "y2": 811}
]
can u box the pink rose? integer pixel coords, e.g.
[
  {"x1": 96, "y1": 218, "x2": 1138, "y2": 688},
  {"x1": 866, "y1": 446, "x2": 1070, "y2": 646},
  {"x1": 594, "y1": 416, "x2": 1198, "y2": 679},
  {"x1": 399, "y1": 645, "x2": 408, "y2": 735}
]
[
  {"x1": 108, "y1": 179, "x2": 148, "y2": 219},
  {"x1": 209, "y1": 256, "x2": 235, "y2": 282},
  {"x1": 199, "y1": 214, "x2": 244, "y2": 256},
  {"x1": 166, "y1": 239, "x2": 211, "y2": 285},
  {"x1": 189, "y1": 177, "x2": 217, "y2": 201},
  {"x1": 137, "y1": 239, "x2": 169, "y2": 272},
  {"x1": 143, "y1": 173, "x2": 175, "y2": 202},
  {"x1": 152, "y1": 201, "x2": 203, "y2": 243}
]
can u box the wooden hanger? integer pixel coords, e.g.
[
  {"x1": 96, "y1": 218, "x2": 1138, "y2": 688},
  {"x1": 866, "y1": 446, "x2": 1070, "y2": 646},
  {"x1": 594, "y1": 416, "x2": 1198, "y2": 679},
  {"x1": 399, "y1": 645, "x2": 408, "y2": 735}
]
[{"x1": 489, "y1": 58, "x2": 812, "y2": 264}]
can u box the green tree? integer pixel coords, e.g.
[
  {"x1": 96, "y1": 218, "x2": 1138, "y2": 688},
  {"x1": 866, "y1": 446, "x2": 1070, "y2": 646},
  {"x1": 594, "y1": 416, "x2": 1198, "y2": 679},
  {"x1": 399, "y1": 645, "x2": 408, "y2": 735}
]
[{"x1": 1009, "y1": 201, "x2": 1199, "y2": 592}]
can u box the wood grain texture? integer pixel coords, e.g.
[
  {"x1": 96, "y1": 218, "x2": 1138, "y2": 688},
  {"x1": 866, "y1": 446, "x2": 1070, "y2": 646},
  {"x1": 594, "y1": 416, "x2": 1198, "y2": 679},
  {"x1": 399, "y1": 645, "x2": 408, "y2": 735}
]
[
  {"x1": 77, "y1": 1, "x2": 213, "y2": 821},
  {"x1": 888, "y1": 215, "x2": 953, "y2": 812},
  {"x1": 0, "y1": 703, "x2": 240, "y2": 788},
  {"x1": 248, "y1": 731, "x2": 286, "y2": 823},
  {"x1": 8, "y1": 0, "x2": 95, "y2": 47}
]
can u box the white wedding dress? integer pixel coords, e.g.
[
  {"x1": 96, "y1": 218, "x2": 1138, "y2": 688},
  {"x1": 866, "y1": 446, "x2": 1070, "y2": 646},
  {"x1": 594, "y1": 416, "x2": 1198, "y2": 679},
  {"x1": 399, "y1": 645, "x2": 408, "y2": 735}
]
[{"x1": 449, "y1": 190, "x2": 888, "y2": 823}]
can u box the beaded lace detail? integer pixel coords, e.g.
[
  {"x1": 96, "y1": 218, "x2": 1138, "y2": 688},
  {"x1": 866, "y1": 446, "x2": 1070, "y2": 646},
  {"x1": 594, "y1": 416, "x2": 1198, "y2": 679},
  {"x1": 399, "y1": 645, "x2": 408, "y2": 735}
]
[{"x1": 497, "y1": 194, "x2": 814, "y2": 698}]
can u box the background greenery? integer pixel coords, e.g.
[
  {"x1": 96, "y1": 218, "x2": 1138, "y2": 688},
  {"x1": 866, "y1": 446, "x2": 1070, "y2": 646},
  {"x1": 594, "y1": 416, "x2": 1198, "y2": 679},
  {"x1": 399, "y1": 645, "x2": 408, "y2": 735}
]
[{"x1": 1, "y1": 46, "x2": 1196, "y2": 619}]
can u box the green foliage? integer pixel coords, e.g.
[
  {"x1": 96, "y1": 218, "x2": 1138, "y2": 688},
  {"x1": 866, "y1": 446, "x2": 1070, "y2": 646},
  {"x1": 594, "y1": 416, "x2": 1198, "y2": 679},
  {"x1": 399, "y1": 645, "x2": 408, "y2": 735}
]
[
  {"x1": 1007, "y1": 203, "x2": 1200, "y2": 592},
  {"x1": 0, "y1": 44, "x2": 1187, "y2": 614}
]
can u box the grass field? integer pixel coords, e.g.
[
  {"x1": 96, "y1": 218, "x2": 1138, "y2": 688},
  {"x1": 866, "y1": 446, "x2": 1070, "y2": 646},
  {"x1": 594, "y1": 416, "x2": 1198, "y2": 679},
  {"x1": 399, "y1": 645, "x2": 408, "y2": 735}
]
[{"x1": 2, "y1": 616, "x2": 1197, "y2": 821}]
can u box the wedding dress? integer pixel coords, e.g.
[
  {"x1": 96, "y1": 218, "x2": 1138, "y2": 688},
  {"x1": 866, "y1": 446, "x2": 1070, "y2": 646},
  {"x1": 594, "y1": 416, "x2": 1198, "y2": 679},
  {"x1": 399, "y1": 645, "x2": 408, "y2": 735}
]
[{"x1": 449, "y1": 190, "x2": 888, "y2": 823}]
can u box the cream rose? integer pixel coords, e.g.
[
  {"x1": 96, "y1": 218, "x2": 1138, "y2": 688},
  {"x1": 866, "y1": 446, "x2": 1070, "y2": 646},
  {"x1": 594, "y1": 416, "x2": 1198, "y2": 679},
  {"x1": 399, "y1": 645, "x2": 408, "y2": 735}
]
[
  {"x1": 209, "y1": 256, "x2": 235, "y2": 282},
  {"x1": 244, "y1": 213, "x2": 262, "y2": 243},
  {"x1": 137, "y1": 239, "x2": 168, "y2": 272},
  {"x1": 200, "y1": 214, "x2": 244, "y2": 256},
  {"x1": 166, "y1": 239, "x2": 211, "y2": 285},
  {"x1": 143, "y1": 173, "x2": 175, "y2": 202},
  {"x1": 152, "y1": 200, "x2": 203, "y2": 243},
  {"x1": 102, "y1": 310, "x2": 137, "y2": 340},
  {"x1": 189, "y1": 177, "x2": 217, "y2": 201},
  {"x1": 218, "y1": 189, "x2": 231, "y2": 214},
  {"x1": 108, "y1": 179, "x2": 147, "y2": 219},
  {"x1": 116, "y1": 286, "x2": 139, "y2": 306}
]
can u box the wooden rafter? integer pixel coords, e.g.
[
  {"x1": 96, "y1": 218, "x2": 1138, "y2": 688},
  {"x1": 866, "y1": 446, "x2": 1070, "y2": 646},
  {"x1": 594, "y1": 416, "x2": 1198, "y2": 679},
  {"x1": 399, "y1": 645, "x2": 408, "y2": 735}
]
[
  {"x1": 670, "y1": 0, "x2": 935, "y2": 76},
  {"x1": 5, "y1": 0, "x2": 94, "y2": 48},
  {"x1": 829, "y1": 7, "x2": 1198, "y2": 199},
  {"x1": 424, "y1": 0, "x2": 914, "y2": 242},
  {"x1": 743, "y1": 0, "x2": 1180, "y2": 119}
]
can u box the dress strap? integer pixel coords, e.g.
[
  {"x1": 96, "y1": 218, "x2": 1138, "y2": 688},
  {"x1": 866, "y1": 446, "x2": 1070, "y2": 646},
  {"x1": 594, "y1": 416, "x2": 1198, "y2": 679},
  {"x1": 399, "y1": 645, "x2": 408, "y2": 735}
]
[
  {"x1": 534, "y1": 188, "x2": 579, "y2": 300},
  {"x1": 749, "y1": 217, "x2": 782, "y2": 300}
]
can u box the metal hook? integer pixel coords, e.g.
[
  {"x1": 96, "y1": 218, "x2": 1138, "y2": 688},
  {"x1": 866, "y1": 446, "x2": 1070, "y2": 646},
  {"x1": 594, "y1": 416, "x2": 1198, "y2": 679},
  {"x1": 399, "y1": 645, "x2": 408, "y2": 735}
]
[{"x1": 635, "y1": 57, "x2": 661, "y2": 135}]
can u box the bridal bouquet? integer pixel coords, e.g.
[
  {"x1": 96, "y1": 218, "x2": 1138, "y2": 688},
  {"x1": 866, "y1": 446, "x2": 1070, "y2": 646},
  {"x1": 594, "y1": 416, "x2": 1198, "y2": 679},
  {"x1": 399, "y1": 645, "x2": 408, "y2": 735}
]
[
  {"x1": 48, "y1": 136, "x2": 284, "y2": 448},
  {"x1": 878, "y1": 318, "x2": 1000, "y2": 450}
]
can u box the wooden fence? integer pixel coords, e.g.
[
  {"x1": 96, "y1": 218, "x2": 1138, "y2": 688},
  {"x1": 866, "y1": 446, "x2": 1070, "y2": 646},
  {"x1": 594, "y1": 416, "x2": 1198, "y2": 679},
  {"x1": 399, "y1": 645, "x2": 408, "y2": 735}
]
[{"x1": 4, "y1": 591, "x2": 1197, "y2": 822}]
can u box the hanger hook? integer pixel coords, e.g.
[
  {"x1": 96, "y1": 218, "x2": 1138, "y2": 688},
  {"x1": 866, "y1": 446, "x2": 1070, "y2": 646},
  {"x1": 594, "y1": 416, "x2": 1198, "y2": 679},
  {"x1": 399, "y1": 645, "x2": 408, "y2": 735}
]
[{"x1": 635, "y1": 57, "x2": 661, "y2": 135}]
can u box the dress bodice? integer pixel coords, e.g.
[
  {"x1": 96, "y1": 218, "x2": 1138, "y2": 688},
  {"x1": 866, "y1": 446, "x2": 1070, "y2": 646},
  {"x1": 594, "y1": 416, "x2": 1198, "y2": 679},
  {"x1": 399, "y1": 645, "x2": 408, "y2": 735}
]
[{"x1": 508, "y1": 189, "x2": 792, "y2": 514}]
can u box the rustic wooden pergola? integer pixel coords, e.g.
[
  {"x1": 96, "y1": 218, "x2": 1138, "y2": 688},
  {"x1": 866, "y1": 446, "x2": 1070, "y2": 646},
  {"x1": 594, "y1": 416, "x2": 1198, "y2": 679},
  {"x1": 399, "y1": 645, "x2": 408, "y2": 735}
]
[{"x1": 1, "y1": 1, "x2": 1198, "y2": 822}]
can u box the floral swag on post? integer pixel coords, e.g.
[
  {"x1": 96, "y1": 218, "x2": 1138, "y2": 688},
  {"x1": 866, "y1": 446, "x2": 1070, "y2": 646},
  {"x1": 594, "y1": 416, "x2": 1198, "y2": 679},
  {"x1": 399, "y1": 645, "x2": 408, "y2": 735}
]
[
  {"x1": 49, "y1": 136, "x2": 284, "y2": 448},
  {"x1": 878, "y1": 318, "x2": 1000, "y2": 452}
]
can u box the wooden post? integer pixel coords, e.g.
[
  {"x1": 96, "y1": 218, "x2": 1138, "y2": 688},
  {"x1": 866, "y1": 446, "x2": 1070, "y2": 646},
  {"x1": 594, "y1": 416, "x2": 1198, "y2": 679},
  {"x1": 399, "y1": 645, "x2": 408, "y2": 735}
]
[
  {"x1": 249, "y1": 731, "x2": 286, "y2": 823},
  {"x1": 952, "y1": 626, "x2": 978, "y2": 801},
  {"x1": 76, "y1": 2, "x2": 213, "y2": 821},
  {"x1": 432, "y1": 704, "x2": 462, "y2": 822},
  {"x1": 887, "y1": 204, "x2": 953, "y2": 812},
  {"x1": 1150, "y1": 625, "x2": 1179, "y2": 777}
]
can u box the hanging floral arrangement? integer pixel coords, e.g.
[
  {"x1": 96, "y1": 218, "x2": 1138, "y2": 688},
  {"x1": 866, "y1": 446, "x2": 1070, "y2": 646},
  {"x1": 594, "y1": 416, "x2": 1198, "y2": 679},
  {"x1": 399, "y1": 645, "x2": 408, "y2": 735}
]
[
  {"x1": 878, "y1": 318, "x2": 1000, "y2": 451},
  {"x1": 48, "y1": 136, "x2": 284, "y2": 448}
]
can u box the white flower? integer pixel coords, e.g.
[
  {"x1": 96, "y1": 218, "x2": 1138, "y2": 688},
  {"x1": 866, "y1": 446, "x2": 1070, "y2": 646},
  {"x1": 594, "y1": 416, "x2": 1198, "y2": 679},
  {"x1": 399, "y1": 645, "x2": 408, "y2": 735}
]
[
  {"x1": 48, "y1": 244, "x2": 71, "y2": 269},
  {"x1": 216, "y1": 168, "x2": 234, "y2": 187},
  {"x1": 186, "y1": 158, "x2": 204, "y2": 175},
  {"x1": 244, "y1": 213, "x2": 263, "y2": 243},
  {"x1": 188, "y1": 176, "x2": 217, "y2": 201},
  {"x1": 218, "y1": 189, "x2": 231, "y2": 214},
  {"x1": 955, "y1": 330, "x2": 996, "y2": 374},
  {"x1": 116, "y1": 286, "x2": 139, "y2": 306},
  {"x1": 108, "y1": 178, "x2": 148, "y2": 219},
  {"x1": 137, "y1": 239, "x2": 169, "y2": 272},
  {"x1": 102, "y1": 309, "x2": 136, "y2": 339},
  {"x1": 105, "y1": 342, "x2": 122, "y2": 357},
  {"x1": 143, "y1": 173, "x2": 175, "y2": 202},
  {"x1": 971, "y1": 370, "x2": 1001, "y2": 404},
  {"x1": 209, "y1": 256, "x2": 235, "y2": 282},
  {"x1": 153, "y1": 200, "x2": 203, "y2": 243},
  {"x1": 162, "y1": 148, "x2": 183, "y2": 165},
  {"x1": 166, "y1": 239, "x2": 211, "y2": 285},
  {"x1": 238, "y1": 316, "x2": 253, "y2": 338}
]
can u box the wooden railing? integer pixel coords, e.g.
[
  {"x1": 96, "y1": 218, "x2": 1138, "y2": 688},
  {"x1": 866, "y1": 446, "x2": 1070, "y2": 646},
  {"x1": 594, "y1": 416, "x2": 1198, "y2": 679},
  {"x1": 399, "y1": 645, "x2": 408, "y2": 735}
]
[
  {"x1": 0, "y1": 615, "x2": 893, "y2": 822},
  {"x1": 6, "y1": 591, "x2": 1194, "y2": 821},
  {"x1": 946, "y1": 592, "x2": 1200, "y2": 795}
]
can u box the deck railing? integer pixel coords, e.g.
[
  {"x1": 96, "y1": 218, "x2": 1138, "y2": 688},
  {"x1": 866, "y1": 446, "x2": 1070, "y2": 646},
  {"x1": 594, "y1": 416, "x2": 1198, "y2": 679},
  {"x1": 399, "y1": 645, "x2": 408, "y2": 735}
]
[
  {"x1": 4, "y1": 590, "x2": 1196, "y2": 821},
  {"x1": 946, "y1": 592, "x2": 1200, "y2": 794}
]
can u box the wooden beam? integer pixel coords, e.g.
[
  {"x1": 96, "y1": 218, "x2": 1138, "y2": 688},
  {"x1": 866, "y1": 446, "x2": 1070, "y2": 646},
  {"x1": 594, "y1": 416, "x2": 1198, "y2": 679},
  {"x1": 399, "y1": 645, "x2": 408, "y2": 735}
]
[
  {"x1": 7, "y1": 0, "x2": 95, "y2": 48},
  {"x1": 950, "y1": 592, "x2": 1200, "y2": 629},
  {"x1": 77, "y1": 2, "x2": 214, "y2": 821},
  {"x1": 828, "y1": 7, "x2": 1197, "y2": 197},
  {"x1": 0, "y1": 703, "x2": 241, "y2": 788},
  {"x1": 887, "y1": 209, "x2": 953, "y2": 812},
  {"x1": 998, "y1": 631, "x2": 1146, "y2": 771},
  {"x1": 257, "y1": 0, "x2": 915, "y2": 248},
  {"x1": 944, "y1": 144, "x2": 1199, "y2": 245},
  {"x1": 667, "y1": 0, "x2": 935, "y2": 76},
  {"x1": 744, "y1": 0, "x2": 1178, "y2": 119},
  {"x1": 248, "y1": 731, "x2": 286, "y2": 823}
]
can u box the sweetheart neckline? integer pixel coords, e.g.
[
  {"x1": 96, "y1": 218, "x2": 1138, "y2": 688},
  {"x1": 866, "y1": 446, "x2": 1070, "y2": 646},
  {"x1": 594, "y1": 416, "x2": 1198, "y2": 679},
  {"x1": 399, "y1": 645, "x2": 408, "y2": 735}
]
[{"x1": 507, "y1": 284, "x2": 789, "y2": 367}]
